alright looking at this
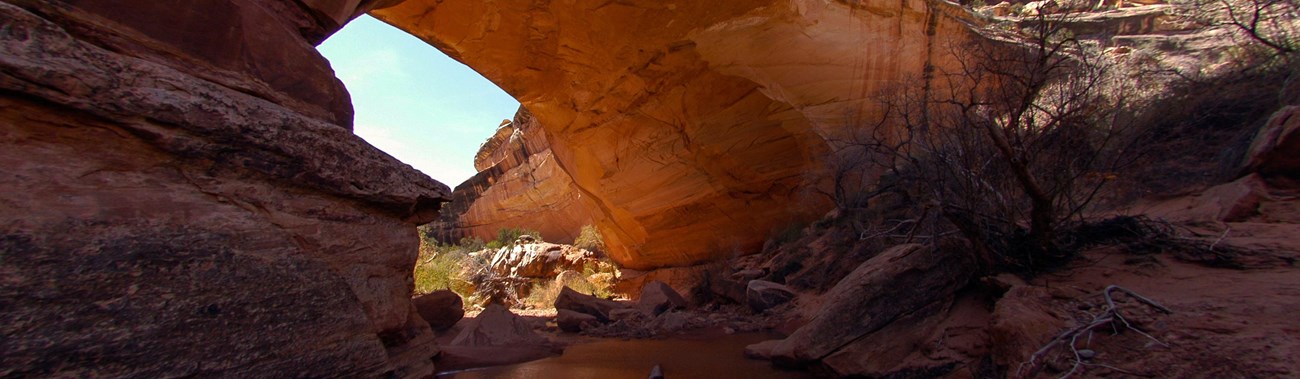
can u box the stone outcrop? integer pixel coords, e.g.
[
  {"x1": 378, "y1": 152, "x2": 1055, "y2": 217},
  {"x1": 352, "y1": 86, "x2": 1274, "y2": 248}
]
[
  {"x1": 746, "y1": 280, "x2": 797, "y2": 313},
  {"x1": 488, "y1": 242, "x2": 597, "y2": 279},
  {"x1": 449, "y1": 304, "x2": 547, "y2": 347},
  {"x1": 557, "y1": 309, "x2": 601, "y2": 333},
  {"x1": 555, "y1": 286, "x2": 629, "y2": 323},
  {"x1": 1244, "y1": 105, "x2": 1300, "y2": 179},
  {"x1": 429, "y1": 107, "x2": 599, "y2": 244},
  {"x1": 374, "y1": 0, "x2": 978, "y2": 269},
  {"x1": 413, "y1": 290, "x2": 465, "y2": 331},
  {"x1": 0, "y1": 1, "x2": 447, "y2": 377},
  {"x1": 638, "y1": 280, "x2": 689, "y2": 316}
]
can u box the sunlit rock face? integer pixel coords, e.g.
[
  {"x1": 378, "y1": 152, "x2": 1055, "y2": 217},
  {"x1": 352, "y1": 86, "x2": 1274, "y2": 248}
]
[
  {"x1": 374, "y1": 0, "x2": 975, "y2": 269},
  {"x1": 430, "y1": 107, "x2": 598, "y2": 244},
  {"x1": 0, "y1": 0, "x2": 445, "y2": 377}
]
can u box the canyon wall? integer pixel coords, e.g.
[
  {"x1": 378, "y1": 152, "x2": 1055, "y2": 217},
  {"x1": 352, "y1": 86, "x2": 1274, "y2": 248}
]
[
  {"x1": 0, "y1": 0, "x2": 446, "y2": 377},
  {"x1": 430, "y1": 106, "x2": 598, "y2": 244},
  {"x1": 374, "y1": 0, "x2": 977, "y2": 269}
]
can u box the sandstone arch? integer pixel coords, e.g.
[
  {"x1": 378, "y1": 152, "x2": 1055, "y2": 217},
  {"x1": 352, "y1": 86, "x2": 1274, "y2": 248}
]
[
  {"x1": 0, "y1": 0, "x2": 977, "y2": 375},
  {"x1": 373, "y1": 0, "x2": 977, "y2": 269}
]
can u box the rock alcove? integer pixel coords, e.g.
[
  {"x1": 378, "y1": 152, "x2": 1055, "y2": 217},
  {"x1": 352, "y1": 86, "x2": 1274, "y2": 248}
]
[{"x1": 12, "y1": 0, "x2": 1294, "y2": 378}]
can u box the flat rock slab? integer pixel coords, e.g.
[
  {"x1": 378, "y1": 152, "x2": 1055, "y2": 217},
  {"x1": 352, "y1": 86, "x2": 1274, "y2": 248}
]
[{"x1": 770, "y1": 243, "x2": 974, "y2": 364}]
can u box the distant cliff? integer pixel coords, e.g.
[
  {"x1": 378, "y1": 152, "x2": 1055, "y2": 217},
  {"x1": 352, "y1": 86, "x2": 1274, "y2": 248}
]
[{"x1": 429, "y1": 106, "x2": 597, "y2": 245}]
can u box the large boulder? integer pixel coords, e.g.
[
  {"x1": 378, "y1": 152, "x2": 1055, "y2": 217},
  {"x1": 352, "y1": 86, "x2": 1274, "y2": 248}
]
[
  {"x1": 709, "y1": 275, "x2": 749, "y2": 304},
  {"x1": 614, "y1": 264, "x2": 710, "y2": 304},
  {"x1": 555, "y1": 286, "x2": 628, "y2": 322},
  {"x1": 746, "y1": 280, "x2": 797, "y2": 313},
  {"x1": 412, "y1": 290, "x2": 465, "y2": 331},
  {"x1": 1243, "y1": 106, "x2": 1300, "y2": 179},
  {"x1": 439, "y1": 304, "x2": 560, "y2": 371},
  {"x1": 489, "y1": 243, "x2": 595, "y2": 279},
  {"x1": 988, "y1": 286, "x2": 1068, "y2": 371},
  {"x1": 766, "y1": 243, "x2": 974, "y2": 365},
  {"x1": 449, "y1": 304, "x2": 546, "y2": 347},
  {"x1": 1149, "y1": 174, "x2": 1269, "y2": 223},
  {"x1": 638, "y1": 280, "x2": 689, "y2": 316},
  {"x1": 556, "y1": 309, "x2": 601, "y2": 333}
]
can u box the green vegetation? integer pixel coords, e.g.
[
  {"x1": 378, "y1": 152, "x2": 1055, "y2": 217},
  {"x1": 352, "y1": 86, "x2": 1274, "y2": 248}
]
[
  {"x1": 412, "y1": 225, "x2": 621, "y2": 310},
  {"x1": 412, "y1": 231, "x2": 488, "y2": 307},
  {"x1": 573, "y1": 224, "x2": 606, "y2": 253}
]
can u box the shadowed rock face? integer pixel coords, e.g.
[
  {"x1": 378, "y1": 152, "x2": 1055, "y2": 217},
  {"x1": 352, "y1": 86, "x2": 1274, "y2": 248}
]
[
  {"x1": 0, "y1": 0, "x2": 446, "y2": 377},
  {"x1": 374, "y1": 0, "x2": 976, "y2": 269}
]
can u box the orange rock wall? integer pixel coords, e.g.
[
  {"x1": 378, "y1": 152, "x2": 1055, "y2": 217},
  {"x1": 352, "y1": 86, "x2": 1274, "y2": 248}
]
[
  {"x1": 431, "y1": 107, "x2": 597, "y2": 244},
  {"x1": 375, "y1": 0, "x2": 976, "y2": 269}
]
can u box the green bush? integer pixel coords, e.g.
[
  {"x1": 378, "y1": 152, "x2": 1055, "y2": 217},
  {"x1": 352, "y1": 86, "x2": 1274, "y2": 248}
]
[
  {"x1": 413, "y1": 235, "x2": 490, "y2": 309},
  {"x1": 574, "y1": 224, "x2": 606, "y2": 253}
]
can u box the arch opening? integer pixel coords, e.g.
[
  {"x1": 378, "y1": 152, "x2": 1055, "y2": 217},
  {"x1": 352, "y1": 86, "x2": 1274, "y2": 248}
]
[{"x1": 319, "y1": 15, "x2": 520, "y2": 186}]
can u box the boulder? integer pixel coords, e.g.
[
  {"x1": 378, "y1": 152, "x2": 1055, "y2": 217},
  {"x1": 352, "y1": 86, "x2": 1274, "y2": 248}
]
[
  {"x1": 613, "y1": 264, "x2": 709, "y2": 304},
  {"x1": 412, "y1": 290, "x2": 465, "y2": 331},
  {"x1": 609, "y1": 308, "x2": 649, "y2": 322},
  {"x1": 490, "y1": 243, "x2": 594, "y2": 279},
  {"x1": 1243, "y1": 106, "x2": 1300, "y2": 179},
  {"x1": 638, "y1": 280, "x2": 689, "y2": 316},
  {"x1": 709, "y1": 276, "x2": 749, "y2": 304},
  {"x1": 647, "y1": 311, "x2": 690, "y2": 334},
  {"x1": 556, "y1": 309, "x2": 600, "y2": 333},
  {"x1": 768, "y1": 244, "x2": 974, "y2": 365},
  {"x1": 450, "y1": 304, "x2": 546, "y2": 346},
  {"x1": 988, "y1": 286, "x2": 1067, "y2": 370},
  {"x1": 1023, "y1": 0, "x2": 1060, "y2": 15},
  {"x1": 746, "y1": 280, "x2": 797, "y2": 313},
  {"x1": 438, "y1": 304, "x2": 560, "y2": 370},
  {"x1": 555, "y1": 286, "x2": 627, "y2": 322},
  {"x1": 817, "y1": 301, "x2": 951, "y2": 377},
  {"x1": 989, "y1": 1, "x2": 1013, "y2": 16},
  {"x1": 744, "y1": 339, "x2": 783, "y2": 360},
  {"x1": 732, "y1": 269, "x2": 766, "y2": 282},
  {"x1": 1152, "y1": 174, "x2": 1270, "y2": 223}
]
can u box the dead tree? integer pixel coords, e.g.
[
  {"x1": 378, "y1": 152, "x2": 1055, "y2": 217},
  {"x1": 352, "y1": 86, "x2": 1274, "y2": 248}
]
[{"x1": 844, "y1": 13, "x2": 1142, "y2": 270}]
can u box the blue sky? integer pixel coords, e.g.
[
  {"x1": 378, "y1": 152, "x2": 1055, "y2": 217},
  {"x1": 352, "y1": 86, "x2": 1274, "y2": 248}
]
[{"x1": 318, "y1": 15, "x2": 520, "y2": 187}]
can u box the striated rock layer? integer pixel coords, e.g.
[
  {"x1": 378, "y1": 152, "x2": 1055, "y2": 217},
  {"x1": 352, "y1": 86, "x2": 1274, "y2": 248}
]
[
  {"x1": 375, "y1": 0, "x2": 977, "y2": 269},
  {"x1": 431, "y1": 107, "x2": 598, "y2": 244},
  {"x1": 0, "y1": 0, "x2": 446, "y2": 377}
]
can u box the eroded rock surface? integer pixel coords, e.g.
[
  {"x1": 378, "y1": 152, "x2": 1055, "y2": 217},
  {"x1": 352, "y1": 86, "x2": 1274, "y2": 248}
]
[
  {"x1": 374, "y1": 0, "x2": 978, "y2": 269},
  {"x1": 488, "y1": 242, "x2": 597, "y2": 279},
  {"x1": 0, "y1": 1, "x2": 446, "y2": 377},
  {"x1": 429, "y1": 107, "x2": 599, "y2": 244}
]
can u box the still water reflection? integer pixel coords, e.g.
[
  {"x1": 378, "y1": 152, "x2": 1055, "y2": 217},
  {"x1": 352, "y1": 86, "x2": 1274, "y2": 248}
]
[{"x1": 437, "y1": 333, "x2": 813, "y2": 379}]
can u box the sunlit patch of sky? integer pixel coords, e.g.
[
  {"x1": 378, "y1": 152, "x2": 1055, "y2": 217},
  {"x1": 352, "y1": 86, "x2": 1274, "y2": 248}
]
[{"x1": 318, "y1": 15, "x2": 520, "y2": 187}]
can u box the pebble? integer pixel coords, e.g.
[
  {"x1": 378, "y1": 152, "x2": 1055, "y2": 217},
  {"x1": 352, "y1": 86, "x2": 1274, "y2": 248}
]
[{"x1": 1077, "y1": 349, "x2": 1097, "y2": 359}]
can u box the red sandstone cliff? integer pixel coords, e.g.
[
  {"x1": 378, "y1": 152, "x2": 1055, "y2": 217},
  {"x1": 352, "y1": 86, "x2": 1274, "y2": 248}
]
[
  {"x1": 430, "y1": 106, "x2": 598, "y2": 244},
  {"x1": 0, "y1": 0, "x2": 444, "y2": 376}
]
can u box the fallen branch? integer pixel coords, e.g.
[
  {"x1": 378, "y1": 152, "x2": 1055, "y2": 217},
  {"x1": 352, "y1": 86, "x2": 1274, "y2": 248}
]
[{"x1": 1017, "y1": 285, "x2": 1172, "y2": 378}]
